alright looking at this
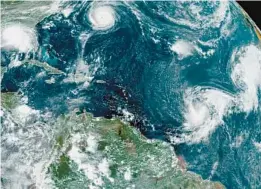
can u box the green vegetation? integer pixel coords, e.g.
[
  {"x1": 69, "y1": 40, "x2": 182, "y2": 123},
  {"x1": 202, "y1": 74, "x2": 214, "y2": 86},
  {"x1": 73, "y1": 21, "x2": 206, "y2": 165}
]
[
  {"x1": 49, "y1": 111, "x2": 225, "y2": 189},
  {"x1": 1, "y1": 93, "x2": 224, "y2": 188},
  {"x1": 1, "y1": 92, "x2": 20, "y2": 110}
]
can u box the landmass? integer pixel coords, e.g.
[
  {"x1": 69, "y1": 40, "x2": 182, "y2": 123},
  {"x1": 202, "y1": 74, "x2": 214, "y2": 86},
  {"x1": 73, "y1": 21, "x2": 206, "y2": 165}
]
[{"x1": 1, "y1": 92, "x2": 224, "y2": 189}]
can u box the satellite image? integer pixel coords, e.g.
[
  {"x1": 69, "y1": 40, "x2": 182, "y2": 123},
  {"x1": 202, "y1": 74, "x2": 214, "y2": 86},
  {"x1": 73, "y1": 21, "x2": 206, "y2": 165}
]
[{"x1": 1, "y1": 1, "x2": 261, "y2": 189}]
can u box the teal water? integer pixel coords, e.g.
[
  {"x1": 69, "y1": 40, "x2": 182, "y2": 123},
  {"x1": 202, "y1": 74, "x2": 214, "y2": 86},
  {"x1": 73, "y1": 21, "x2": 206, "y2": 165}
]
[{"x1": 1, "y1": 1, "x2": 261, "y2": 188}]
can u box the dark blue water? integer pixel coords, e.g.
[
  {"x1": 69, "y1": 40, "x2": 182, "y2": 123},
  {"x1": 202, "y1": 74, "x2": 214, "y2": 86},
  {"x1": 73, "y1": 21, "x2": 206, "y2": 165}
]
[{"x1": 1, "y1": 1, "x2": 261, "y2": 188}]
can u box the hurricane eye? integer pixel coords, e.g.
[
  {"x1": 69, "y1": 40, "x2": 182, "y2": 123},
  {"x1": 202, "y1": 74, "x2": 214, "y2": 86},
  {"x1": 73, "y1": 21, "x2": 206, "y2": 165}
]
[{"x1": 88, "y1": 6, "x2": 116, "y2": 30}]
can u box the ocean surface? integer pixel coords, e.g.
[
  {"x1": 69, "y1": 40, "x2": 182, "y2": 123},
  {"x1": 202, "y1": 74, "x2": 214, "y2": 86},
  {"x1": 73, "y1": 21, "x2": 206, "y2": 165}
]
[{"x1": 1, "y1": 1, "x2": 261, "y2": 188}]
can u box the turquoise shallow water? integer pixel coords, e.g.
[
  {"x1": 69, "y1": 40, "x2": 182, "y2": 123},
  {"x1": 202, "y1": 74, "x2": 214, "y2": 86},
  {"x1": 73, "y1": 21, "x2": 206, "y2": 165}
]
[{"x1": 1, "y1": 1, "x2": 261, "y2": 188}]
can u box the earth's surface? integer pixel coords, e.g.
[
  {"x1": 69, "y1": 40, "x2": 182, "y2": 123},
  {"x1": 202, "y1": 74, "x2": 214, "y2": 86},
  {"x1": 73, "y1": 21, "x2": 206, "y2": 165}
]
[{"x1": 1, "y1": 1, "x2": 261, "y2": 189}]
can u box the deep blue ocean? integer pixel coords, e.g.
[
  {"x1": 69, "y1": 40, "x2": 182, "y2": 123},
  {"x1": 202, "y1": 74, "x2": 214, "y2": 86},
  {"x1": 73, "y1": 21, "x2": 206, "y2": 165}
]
[{"x1": 1, "y1": 1, "x2": 261, "y2": 188}]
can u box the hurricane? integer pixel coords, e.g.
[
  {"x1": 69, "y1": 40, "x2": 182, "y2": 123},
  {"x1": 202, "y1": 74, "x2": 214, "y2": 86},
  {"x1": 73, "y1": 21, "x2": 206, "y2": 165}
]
[{"x1": 1, "y1": 1, "x2": 261, "y2": 189}]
